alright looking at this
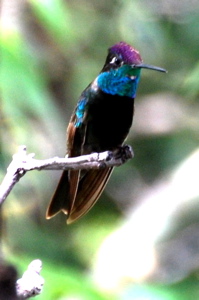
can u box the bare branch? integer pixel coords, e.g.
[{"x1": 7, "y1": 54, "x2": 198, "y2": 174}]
[
  {"x1": 0, "y1": 145, "x2": 133, "y2": 206},
  {"x1": 16, "y1": 259, "x2": 44, "y2": 299},
  {"x1": 0, "y1": 145, "x2": 133, "y2": 298}
]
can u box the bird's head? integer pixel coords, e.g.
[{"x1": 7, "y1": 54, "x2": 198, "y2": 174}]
[
  {"x1": 102, "y1": 41, "x2": 166, "y2": 74},
  {"x1": 95, "y1": 42, "x2": 166, "y2": 98}
]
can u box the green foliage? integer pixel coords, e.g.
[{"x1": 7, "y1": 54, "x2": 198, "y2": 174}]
[{"x1": 30, "y1": 0, "x2": 75, "y2": 48}]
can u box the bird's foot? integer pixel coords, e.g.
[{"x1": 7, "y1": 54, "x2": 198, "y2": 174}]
[
  {"x1": 114, "y1": 145, "x2": 134, "y2": 162},
  {"x1": 106, "y1": 145, "x2": 134, "y2": 164}
]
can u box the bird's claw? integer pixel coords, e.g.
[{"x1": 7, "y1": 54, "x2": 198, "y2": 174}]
[
  {"x1": 113, "y1": 145, "x2": 134, "y2": 163},
  {"x1": 106, "y1": 145, "x2": 134, "y2": 164}
]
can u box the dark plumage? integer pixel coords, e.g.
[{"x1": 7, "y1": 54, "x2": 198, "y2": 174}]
[{"x1": 46, "y1": 42, "x2": 166, "y2": 224}]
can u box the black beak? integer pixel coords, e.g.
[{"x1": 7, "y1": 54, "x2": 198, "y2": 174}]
[{"x1": 132, "y1": 63, "x2": 167, "y2": 73}]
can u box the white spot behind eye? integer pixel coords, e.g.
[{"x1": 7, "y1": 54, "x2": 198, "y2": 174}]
[{"x1": 110, "y1": 56, "x2": 117, "y2": 64}]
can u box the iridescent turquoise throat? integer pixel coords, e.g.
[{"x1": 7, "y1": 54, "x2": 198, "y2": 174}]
[
  {"x1": 75, "y1": 65, "x2": 141, "y2": 127},
  {"x1": 97, "y1": 65, "x2": 141, "y2": 98}
]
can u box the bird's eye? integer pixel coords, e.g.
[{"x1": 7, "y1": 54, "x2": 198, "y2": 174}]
[{"x1": 110, "y1": 56, "x2": 122, "y2": 65}]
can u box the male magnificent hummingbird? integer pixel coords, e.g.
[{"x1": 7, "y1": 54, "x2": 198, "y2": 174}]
[{"x1": 46, "y1": 42, "x2": 166, "y2": 224}]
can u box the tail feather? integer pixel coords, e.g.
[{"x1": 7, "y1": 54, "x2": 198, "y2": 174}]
[
  {"x1": 46, "y1": 169, "x2": 81, "y2": 219},
  {"x1": 46, "y1": 171, "x2": 70, "y2": 218},
  {"x1": 67, "y1": 167, "x2": 113, "y2": 224},
  {"x1": 47, "y1": 166, "x2": 113, "y2": 223},
  {"x1": 67, "y1": 170, "x2": 80, "y2": 213}
]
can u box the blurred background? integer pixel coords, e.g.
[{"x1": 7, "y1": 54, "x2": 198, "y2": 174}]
[{"x1": 1, "y1": 0, "x2": 199, "y2": 299}]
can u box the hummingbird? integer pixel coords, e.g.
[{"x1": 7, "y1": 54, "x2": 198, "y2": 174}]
[{"x1": 46, "y1": 42, "x2": 166, "y2": 224}]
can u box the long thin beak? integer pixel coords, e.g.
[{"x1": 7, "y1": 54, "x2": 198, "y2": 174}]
[{"x1": 133, "y1": 63, "x2": 167, "y2": 73}]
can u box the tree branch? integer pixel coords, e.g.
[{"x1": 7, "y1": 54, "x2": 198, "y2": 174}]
[
  {"x1": 16, "y1": 259, "x2": 44, "y2": 299},
  {"x1": 0, "y1": 145, "x2": 133, "y2": 205}
]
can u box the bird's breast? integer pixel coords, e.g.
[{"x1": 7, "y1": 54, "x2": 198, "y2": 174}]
[{"x1": 84, "y1": 90, "x2": 134, "y2": 153}]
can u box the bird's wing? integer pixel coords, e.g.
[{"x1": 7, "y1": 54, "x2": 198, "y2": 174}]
[
  {"x1": 46, "y1": 100, "x2": 87, "y2": 219},
  {"x1": 66, "y1": 118, "x2": 84, "y2": 215}
]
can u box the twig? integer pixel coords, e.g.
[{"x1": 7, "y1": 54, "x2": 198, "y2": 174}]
[
  {"x1": 16, "y1": 259, "x2": 44, "y2": 299},
  {"x1": 0, "y1": 145, "x2": 133, "y2": 206}
]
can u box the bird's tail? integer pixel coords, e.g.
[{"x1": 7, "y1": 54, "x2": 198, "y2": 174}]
[{"x1": 46, "y1": 171, "x2": 73, "y2": 218}]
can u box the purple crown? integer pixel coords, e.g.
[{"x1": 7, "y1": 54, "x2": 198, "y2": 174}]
[{"x1": 109, "y1": 42, "x2": 143, "y2": 65}]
